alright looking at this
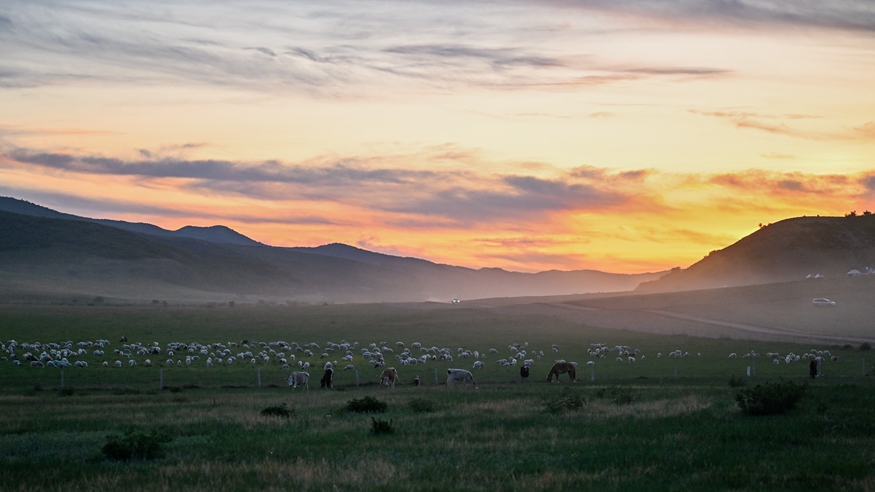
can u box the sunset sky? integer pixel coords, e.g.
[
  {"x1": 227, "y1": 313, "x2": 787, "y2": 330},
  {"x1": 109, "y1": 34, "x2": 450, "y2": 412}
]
[{"x1": 1, "y1": 0, "x2": 874, "y2": 273}]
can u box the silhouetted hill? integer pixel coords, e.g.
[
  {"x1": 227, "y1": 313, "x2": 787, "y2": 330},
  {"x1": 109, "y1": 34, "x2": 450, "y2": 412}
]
[
  {"x1": 636, "y1": 215, "x2": 875, "y2": 293},
  {"x1": 0, "y1": 196, "x2": 262, "y2": 246},
  {"x1": 0, "y1": 201, "x2": 664, "y2": 303}
]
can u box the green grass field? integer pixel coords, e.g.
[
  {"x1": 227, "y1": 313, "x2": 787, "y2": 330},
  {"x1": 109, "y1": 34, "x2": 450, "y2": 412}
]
[{"x1": 1, "y1": 303, "x2": 874, "y2": 491}]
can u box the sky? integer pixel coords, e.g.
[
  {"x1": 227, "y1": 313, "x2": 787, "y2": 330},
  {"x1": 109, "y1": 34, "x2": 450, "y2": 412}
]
[{"x1": 1, "y1": 0, "x2": 874, "y2": 273}]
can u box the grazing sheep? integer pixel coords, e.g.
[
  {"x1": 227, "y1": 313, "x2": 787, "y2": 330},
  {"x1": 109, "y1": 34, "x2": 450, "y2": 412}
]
[
  {"x1": 287, "y1": 371, "x2": 310, "y2": 390},
  {"x1": 729, "y1": 353, "x2": 737, "y2": 358},
  {"x1": 473, "y1": 361, "x2": 484, "y2": 369},
  {"x1": 380, "y1": 367, "x2": 399, "y2": 388},
  {"x1": 31, "y1": 361, "x2": 45, "y2": 368},
  {"x1": 128, "y1": 359, "x2": 136, "y2": 367},
  {"x1": 446, "y1": 368, "x2": 476, "y2": 386},
  {"x1": 586, "y1": 361, "x2": 594, "y2": 367},
  {"x1": 343, "y1": 364, "x2": 355, "y2": 371},
  {"x1": 115, "y1": 360, "x2": 122, "y2": 368}
]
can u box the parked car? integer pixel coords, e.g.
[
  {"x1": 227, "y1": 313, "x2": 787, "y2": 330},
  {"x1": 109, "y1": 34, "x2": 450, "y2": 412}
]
[{"x1": 812, "y1": 298, "x2": 836, "y2": 306}]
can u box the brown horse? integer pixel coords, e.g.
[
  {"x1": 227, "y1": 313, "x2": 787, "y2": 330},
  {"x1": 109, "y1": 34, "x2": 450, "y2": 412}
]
[{"x1": 546, "y1": 362, "x2": 577, "y2": 382}]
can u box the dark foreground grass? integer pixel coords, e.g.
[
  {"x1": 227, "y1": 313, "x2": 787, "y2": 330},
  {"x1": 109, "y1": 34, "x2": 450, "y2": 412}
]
[
  {"x1": 1, "y1": 304, "x2": 874, "y2": 490},
  {"x1": 0, "y1": 380, "x2": 874, "y2": 491}
]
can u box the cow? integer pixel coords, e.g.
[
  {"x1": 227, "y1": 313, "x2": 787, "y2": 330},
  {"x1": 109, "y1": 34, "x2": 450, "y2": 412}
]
[
  {"x1": 380, "y1": 367, "x2": 398, "y2": 388},
  {"x1": 446, "y1": 368, "x2": 476, "y2": 386},
  {"x1": 320, "y1": 367, "x2": 334, "y2": 389},
  {"x1": 287, "y1": 371, "x2": 310, "y2": 390}
]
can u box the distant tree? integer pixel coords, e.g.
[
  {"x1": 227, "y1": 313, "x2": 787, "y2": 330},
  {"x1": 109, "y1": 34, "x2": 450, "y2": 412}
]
[
  {"x1": 228, "y1": 301, "x2": 235, "y2": 307},
  {"x1": 152, "y1": 299, "x2": 160, "y2": 305},
  {"x1": 846, "y1": 211, "x2": 857, "y2": 217},
  {"x1": 864, "y1": 210, "x2": 872, "y2": 216}
]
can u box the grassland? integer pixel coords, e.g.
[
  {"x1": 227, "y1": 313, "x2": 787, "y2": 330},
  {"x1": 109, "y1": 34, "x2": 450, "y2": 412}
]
[{"x1": 1, "y1": 302, "x2": 874, "y2": 491}]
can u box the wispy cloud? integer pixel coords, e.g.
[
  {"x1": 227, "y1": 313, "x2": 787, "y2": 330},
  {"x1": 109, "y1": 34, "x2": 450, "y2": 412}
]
[
  {"x1": 0, "y1": 0, "x2": 736, "y2": 94},
  {"x1": 545, "y1": 0, "x2": 875, "y2": 32}
]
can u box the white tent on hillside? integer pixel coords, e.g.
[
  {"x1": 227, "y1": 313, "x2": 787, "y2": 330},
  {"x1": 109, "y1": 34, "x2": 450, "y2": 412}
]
[{"x1": 847, "y1": 269, "x2": 862, "y2": 276}]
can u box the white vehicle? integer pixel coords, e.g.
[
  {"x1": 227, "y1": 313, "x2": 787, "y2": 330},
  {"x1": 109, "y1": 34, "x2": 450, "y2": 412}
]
[
  {"x1": 451, "y1": 298, "x2": 461, "y2": 303},
  {"x1": 812, "y1": 298, "x2": 836, "y2": 306}
]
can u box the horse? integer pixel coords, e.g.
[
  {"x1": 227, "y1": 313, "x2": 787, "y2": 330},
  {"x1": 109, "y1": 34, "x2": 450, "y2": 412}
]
[{"x1": 546, "y1": 362, "x2": 576, "y2": 382}]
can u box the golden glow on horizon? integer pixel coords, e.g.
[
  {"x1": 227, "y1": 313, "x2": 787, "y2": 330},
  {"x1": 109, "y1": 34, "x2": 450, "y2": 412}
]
[{"x1": 1, "y1": 1, "x2": 874, "y2": 273}]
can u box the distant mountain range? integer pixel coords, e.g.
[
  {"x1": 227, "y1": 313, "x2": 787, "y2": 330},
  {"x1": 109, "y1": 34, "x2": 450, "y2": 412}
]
[
  {"x1": 636, "y1": 215, "x2": 875, "y2": 293},
  {"x1": 0, "y1": 197, "x2": 261, "y2": 246},
  {"x1": 0, "y1": 196, "x2": 665, "y2": 303}
]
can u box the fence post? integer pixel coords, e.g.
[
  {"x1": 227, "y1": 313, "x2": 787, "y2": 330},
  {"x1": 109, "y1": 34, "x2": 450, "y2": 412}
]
[
  {"x1": 61, "y1": 370, "x2": 64, "y2": 389},
  {"x1": 257, "y1": 368, "x2": 262, "y2": 388},
  {"x1": 435, "y1": 368, "x2": 439, "y2": 385},
  {"x1": 590, "y1": 365, "x2": 595, "y2": 381},
  {"x1": 355, "y1": 370, "x2": 359, "y2": 387},
  {"x1": 160, "y1": 369, "x2": 164, "y2": 390}
]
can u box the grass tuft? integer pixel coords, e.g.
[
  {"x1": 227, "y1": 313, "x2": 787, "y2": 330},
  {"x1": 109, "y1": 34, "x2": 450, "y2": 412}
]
[
  {"x1": 260, "y1": 403, "x2": 293, "y2": 418},
  {"x1": 735, "y1": 380, "x2": 807, "y2": 416},
  {"x1": 102, "y1": 427, "x2": 172, "y2": 461},
  {"x1": 370, "y1": 417, "x2": 394, "y2": 435},
  {"x1": 345, "y1": 396, "x2": 387, "y2": 414},
  {"x1": 542, "y1": 389, "x2": 586, "y2": 412},
  {"x1": 408, "y1": 398, "x2": 436, "y2": 413},
  {"x1": 728, "y1": 374, "x2": 747, "y2": 388}
]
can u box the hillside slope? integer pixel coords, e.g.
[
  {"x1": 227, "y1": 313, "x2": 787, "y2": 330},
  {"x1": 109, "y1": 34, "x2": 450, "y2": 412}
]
[
  {"x1": 0, "y1": 197, "x2": 261, "y2": 246},
  {"x1": 636, "y1": 215, "x2": 875, "y2": 293},
  {"x1": 0, "y1": 208, "x2": 663, "y2": 303}
]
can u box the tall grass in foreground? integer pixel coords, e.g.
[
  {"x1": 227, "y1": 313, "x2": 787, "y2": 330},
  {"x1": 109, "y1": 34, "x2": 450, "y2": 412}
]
[{"x1": 0, "y1": 380, "x2": 873, "y2": 491}]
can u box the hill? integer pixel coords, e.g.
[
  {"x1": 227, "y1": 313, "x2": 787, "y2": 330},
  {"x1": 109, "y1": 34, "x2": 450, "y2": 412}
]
[
  {"x1": 0, "y1": 196, "x2": 262, "y2": 246},
  {"x1": 0, "y1": 205, "x2": 664, "y2": 303},
  {"x1": 636, "y1": 215, "x2": 875, "y2": 293}
]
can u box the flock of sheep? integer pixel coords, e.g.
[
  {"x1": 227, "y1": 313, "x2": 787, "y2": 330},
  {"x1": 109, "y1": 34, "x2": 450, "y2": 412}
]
[{"x1": 0, "y1": 337, "x2": 843, "y2": 385}]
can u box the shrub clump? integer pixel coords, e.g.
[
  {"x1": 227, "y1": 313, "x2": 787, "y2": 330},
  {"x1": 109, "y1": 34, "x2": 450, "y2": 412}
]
[
  {"x1": 260, "y1": 403, "x2": 294, "y2": 418},
  {"x1": 735, "y1": 380, "x2": 807, "y2": 416},
  {"x1": 408, "y1": 398, "x2": 436, "y2": 413},
  {"x1": 860, "y1": 342, "x2": 872, "y2": 351},
  {"x1": 596, "y1": 387, "x2": 634, "y2": 405},
  {"x1": 371, "y1": 417, "x2": 395, "y2": 435},
  {"x1": 102, "y1": 428, "x2": 172, "y2": 461},
  {"x1": 542, "y1": 391, "x2": 586, "y2": 413},
  {"x1": 728, "y1": 375, "x2": 747, "y2": 388},
  {"x1": 345, "y1": 396, "x2": 387, "y2": 414}
]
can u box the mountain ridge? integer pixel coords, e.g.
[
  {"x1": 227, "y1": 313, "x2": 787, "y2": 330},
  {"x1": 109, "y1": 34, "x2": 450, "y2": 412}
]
[{"x1": 0, "y1": 197, "x2": 665, "y2": 302}]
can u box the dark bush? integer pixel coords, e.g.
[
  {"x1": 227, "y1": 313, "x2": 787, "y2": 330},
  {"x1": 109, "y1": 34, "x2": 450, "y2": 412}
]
[
  {"x1": 102, "y1": 428, "x2": 172, "y2": 461},
  {"x1": 408, "y1": 398, "x2": 436, "y2": 413},
  {"x1": 735, "y1": 380, "x2": 807, "y2": 416},
  {"x1": 344, "y1": 396, "x2": 387, "y2": 414},
  {"x1": 860, "y1": 342, "x2": 872, "y2": 351},
  {"x1": 728, "y1": 375, "x2": 747, "y2": 388},
  {"x1": 371, "y1": 417, "x2": 394, "y2": 435},
  {"x1": 542, "y1": 390, "x2": 586, "y2": 413},
  {"x1": 596, "y1": 387, "x2": 633, "y2": 405},
  {"x1": 261, "y1": 403, "x2": 293, "y2": 418}
]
